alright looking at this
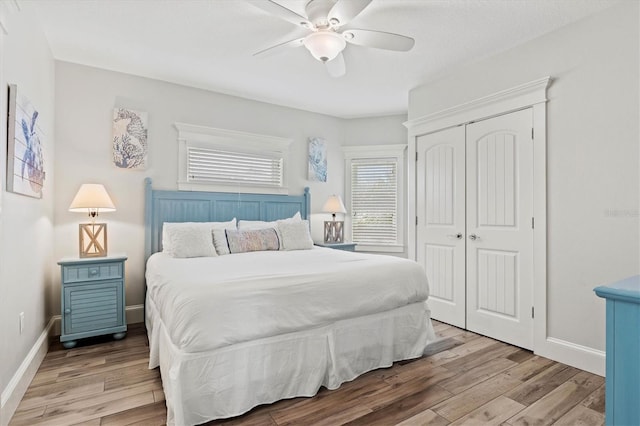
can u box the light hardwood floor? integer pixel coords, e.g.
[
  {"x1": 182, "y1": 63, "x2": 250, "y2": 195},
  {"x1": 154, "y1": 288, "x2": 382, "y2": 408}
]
[{"x1": 10, "y1": 321, "x2": 605, "y2": 425}]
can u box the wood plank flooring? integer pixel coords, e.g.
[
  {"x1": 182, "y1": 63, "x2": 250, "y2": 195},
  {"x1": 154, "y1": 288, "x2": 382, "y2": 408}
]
[{"x1": 10, "y1": 321, "x2": 605, "y2": 425}]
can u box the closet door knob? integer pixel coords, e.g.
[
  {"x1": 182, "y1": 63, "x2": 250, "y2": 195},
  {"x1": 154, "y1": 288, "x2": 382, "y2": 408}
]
[
  {"x1": 469, "y1": 234, "x2": 479, "y2": 241},
  {"x1": 447, "y1": 233, "x2": 463, "y2": 240}
]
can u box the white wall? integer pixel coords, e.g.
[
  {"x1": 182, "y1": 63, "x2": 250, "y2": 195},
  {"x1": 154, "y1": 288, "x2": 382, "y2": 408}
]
[
  {"x1": 408, "y1": 2, "x2": 639, "y2": 355},
  {"x1": 0, "y1": 2, "x2": 56, "y2": 422},
  {"x1": 54, "y1": 62, "x2": 350, "y2": 313},
  {"x1": 344, "y1": 115, "x2": 407, "y2": 147}
]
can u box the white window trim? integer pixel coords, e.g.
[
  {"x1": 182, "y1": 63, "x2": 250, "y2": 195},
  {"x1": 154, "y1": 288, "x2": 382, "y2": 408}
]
[
  {"x1": 175, "y1": 122, "x2": 292, "y2": 194},
  {"x1": 343, "y1": 144, "x2": 407, "y2": 253}
]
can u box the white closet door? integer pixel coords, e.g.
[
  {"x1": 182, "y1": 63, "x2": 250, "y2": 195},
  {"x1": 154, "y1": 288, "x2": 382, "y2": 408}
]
[
  {"x1": 466, "y1": 109, "x2": 534, "y2": 349},
  {"x1": 416, "y1": 126, "x2": 467, "y2": 328}
]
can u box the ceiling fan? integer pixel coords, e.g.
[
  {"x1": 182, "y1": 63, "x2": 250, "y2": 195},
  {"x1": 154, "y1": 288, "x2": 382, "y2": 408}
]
[{"x1": 251, "y1": 0, "x2": 415, "y2": 77}]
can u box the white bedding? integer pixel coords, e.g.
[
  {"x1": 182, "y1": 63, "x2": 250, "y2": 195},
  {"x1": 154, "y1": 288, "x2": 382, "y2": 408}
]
[{"x1": 145, "y1": 247, "x2": 430, "y2": 353}]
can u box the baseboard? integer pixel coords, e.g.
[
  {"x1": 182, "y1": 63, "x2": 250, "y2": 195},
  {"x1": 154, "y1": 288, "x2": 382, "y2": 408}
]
[
  {"x1": 125, "y1": 304, "x2": 144, "y2": 325},
  {"x1": 0, "y1": 317, "x2": 55, "y2": 426},
  {"x1": 535, "y1": 336, "x2": 605, "y2": 376}
]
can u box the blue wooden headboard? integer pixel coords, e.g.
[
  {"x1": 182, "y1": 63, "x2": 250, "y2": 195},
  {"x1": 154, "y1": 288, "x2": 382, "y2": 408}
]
[{"x1": 144, "y1": 178, "x2": 310, "y2": 260}]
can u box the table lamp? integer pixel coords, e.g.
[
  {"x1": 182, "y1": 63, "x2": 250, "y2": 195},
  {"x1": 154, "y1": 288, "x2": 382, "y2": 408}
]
[
  {"x1": 69, "y1": 183, "x2": 116, "y2": 258},
  {"x1": 322, "y1": 194, "x2": 347, "y2": 243}
]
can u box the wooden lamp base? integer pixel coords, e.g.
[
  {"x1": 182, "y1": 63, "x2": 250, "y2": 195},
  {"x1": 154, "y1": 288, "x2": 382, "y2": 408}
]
[
  {"x1": 79, "y1": 223, "x2": 108, "y2": 258},
  {"x1": 324, "y1": 221, "x2": 344, "y2": 243}
]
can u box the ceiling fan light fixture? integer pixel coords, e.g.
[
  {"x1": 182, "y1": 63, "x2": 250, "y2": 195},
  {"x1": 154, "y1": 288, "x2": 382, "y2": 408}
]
[{"x1": 303, "y1": 31, "x2": 346, "y2": 62}]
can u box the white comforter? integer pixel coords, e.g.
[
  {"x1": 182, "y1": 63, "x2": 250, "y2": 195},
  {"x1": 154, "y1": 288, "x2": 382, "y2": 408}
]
[{"x1": 145, "y1": 247, "x2": 429, "y2": 353}]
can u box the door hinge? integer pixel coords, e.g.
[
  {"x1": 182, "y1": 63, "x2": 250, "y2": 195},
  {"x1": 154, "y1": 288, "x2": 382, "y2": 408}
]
[
  {"x1": 531, "y1": 306, "x2": 535, "y2": 318},
  {"x1": 415, "y1": 151, "x2": 418, "y2": 162},
  {"x1": 531, "y1": 128, "x2": 534, "y2": 139},
  {"x1": 531, "y1": 217, "x2": 535, "y2": 229},
  {"x1": 416, "y1": 216, "x2": 418, "y2": 226}
]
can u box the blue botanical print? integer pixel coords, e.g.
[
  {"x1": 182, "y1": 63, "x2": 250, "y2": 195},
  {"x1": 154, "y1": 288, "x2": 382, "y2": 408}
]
[
  {"x1": 308, "y1": 137, "x2": 327, "y2": 182},
  {"x1": 20, "y1": 109, "x2": 45, "y2": 194}
]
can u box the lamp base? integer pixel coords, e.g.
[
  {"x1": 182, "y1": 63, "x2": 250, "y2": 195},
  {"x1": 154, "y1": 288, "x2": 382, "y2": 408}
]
[
  {"x1": 324, "y1": 221, "x2": 344, "y2": 243},
  {"x1": 79, "y1": 223, "x2": 108, "y2": 258}
]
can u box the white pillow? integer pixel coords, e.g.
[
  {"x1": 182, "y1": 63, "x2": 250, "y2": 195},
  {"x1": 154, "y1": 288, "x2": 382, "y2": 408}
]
[
  {"x1": 162, "y1": 219, "x2": 236, "y2": 257},
  {"x1": 162, "y1": 222, "x2": 217, "y2": 258},
  {"x1": 278, "y1": 220, "x2": 314, "y2": 251},
  {"x1": 237, "y1": 211, "x2": 301, "y2": 230}
]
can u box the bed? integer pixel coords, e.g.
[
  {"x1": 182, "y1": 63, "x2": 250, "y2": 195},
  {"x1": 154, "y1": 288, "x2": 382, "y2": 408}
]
[{"x1": 143, "y1": 178, "x2": 435, "y2": 425}]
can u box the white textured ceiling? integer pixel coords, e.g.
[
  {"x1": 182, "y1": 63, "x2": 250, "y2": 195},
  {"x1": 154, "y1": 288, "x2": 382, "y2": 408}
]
[{"x1": 31, "y1": 0, "x2": 618, "y2": 118}]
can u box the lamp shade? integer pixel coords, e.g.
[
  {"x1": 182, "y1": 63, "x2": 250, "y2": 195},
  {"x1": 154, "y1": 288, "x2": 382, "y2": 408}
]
[
  {"x1": 69, "y1": 184, "x2": 116, "y2": 215},
  {"x1": 322, "y1": 195, "x2": 347, "y2": 215},
  {"x1": 303, "y1": 31, "x2": 346, "y2": 62}
]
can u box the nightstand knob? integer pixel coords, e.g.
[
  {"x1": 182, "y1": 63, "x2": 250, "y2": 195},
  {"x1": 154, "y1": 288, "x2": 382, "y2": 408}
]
[
  {"x1": 89, "y1": 268, "x2": 99, "y2": 276},
  {"x1": 64, "y1": 308, "x2": 71, "y2": 315}
]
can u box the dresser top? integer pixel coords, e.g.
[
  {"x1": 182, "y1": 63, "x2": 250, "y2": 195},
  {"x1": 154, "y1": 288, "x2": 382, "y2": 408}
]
[
  {"x1": 594, "y1": 275, "x2": 640, "y2": 302},
  {"x1": 58, "y1": 254, "x2": 128, "y2": 265}
]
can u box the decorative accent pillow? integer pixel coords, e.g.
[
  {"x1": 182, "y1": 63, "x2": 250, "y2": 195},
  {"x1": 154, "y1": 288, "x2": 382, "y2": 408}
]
[
  {"x1": 226, "y1": 228, "x2": 280, "y2": 254},
  {"x1": 162, "y1": 219, "x2": 236, "y2": 257},
  {"x1": 162, "y1": 222, "x2": 217, "y2": 258},
  {"x1": 278, "y1": 220, "x2": 314, "y2": 251},
  {"x1": 210, "y1": 219, "x2": 237, "y2": 256},
  {"x1": 238, "y1": 213, "x2": 302, "y2": 250}
]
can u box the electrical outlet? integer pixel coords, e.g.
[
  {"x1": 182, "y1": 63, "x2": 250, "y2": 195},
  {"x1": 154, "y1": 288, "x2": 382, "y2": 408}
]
[{"x1": 19, "y1": 312, "x2": 24, "y2": 334}]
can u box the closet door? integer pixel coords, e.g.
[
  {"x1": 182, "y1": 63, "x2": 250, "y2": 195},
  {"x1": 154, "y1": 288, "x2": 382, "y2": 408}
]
[
  {"x1": 416, "y1": 126, "x2": 466, "y2": 328},
  {"x1": 466, "y1": 109, "x2": 534, "y2": 350}
]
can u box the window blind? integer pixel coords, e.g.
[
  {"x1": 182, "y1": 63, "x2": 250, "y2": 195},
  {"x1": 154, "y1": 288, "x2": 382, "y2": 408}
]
[
  {"x1": 351, "y1": 158, "x2": 398, "y2": 245},
  {"x1": 187, "y1": 146, "x2": 283, "y2": 187}
]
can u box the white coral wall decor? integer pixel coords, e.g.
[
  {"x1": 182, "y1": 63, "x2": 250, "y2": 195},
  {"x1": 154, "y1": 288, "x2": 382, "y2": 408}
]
[
  {"x1": 112, "y1": 108, "x2": 148, "y2": 170},
  {"x1": 7, "y1": 84, "x2": 46, "y2": 199}
]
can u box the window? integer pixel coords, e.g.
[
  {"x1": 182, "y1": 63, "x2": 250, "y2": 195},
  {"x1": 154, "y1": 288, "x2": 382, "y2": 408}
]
[
  {"x1": 343, "y1": 145, "x2": 406, "y2": 252},
  {"x1": 176, "y1": 123, "x2": 292, "y2": 194},
  {"x1": 187, "y1": 147, "x2": 283, "y2": 187}
]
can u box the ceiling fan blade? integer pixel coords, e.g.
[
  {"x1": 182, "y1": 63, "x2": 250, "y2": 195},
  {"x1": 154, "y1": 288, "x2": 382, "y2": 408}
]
[
  {"x1": 253, "y1": 37, "x2": 305, "y2": 57},
  {"x1": 342, "y1": 29, "x2": 415, "y2": 51},
  {"x1": 250, "y1": 0, "x2": 311, "y2": 28},
  {"x1": 325, "y1": 52, "x2": 346, "y2": 78},
  {"x1": 328, "y1": 0, "x2": 372, "y2": 28}
]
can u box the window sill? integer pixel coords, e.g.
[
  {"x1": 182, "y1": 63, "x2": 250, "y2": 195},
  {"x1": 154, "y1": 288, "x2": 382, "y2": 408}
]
[
  {"x1": 177, "y1": 181, "x2": 289, "y2": 195},
  {"x1": 354, "y1": 244, "x2": 405, "y2": 253}
]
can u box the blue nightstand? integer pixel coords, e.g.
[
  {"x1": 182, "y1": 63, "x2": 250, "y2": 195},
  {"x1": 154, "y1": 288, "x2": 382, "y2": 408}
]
[
  {"x1": 594, "y1": 275, "x2": 640, "y2": 426},
  {"x1": 315, "y1": 242, "x2": 357, "y2": 252},
  {"x1": 58, "y1": 255, "x2": 128, "y2": 348}
]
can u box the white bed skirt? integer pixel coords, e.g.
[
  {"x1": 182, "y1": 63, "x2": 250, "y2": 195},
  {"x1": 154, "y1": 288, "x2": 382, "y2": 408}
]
[{"x1": 147, "y1": 295, "x2": 435, "y2": 426}]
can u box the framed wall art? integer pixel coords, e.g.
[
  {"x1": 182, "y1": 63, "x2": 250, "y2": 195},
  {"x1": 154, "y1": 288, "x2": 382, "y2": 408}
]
[
  {"x1": 308, "y1": 136, "x2": 327, "y2": 182},
  {"x1": 112, "y1": 107, "x2": 148, "y2": 170},
  {"x1": 7, "y1": 84, "x2": 46, "y2": 199}
]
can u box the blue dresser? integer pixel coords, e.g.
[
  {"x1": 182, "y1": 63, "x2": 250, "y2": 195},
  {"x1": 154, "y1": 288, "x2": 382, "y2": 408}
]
[
  {"x1": 594, "y1": 275, "x2": 640, "y2": 426},
  {"x1": 58, "y1": 255, "x2": 128, "y2": 348}
]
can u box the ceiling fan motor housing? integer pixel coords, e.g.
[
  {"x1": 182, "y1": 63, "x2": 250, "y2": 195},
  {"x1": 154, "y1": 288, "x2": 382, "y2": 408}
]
[{"x1": 305, "y1": 0, "x2": 338, "y2": 28}]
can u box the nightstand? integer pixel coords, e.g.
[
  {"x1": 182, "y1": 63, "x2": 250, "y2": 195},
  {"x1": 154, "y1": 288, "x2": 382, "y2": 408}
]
[
  {"x1": 315, "y1": 242, "x2": 357, "y2": 252},
  {"x1": 594, "y1": 276, "x2": 640, "y2": 426},
  {"x1": 58, "y1": 255, "x2": 128, "y2": 349}
]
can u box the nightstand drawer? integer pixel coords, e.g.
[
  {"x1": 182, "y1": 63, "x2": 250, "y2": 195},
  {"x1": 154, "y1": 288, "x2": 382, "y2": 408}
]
[{"x1": 62, "y1": 262, "x2": 123, "y2": 283}]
